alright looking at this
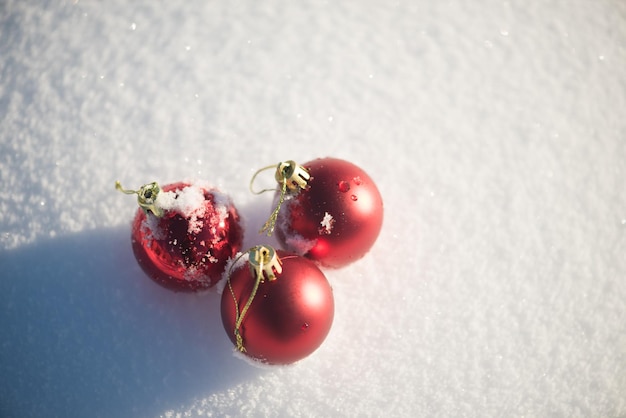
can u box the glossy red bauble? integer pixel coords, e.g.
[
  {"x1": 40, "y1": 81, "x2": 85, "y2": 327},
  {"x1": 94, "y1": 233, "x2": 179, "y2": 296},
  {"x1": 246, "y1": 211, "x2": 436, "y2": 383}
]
[
  {"x1": 221, "y1": 248, "x2": 334, "y2": 365},
  {"x1": 275, "y1": 158, "x2": 383, "y2": 268},
  {"x1": 130, "y1": 182, "x2": 243, "y2": 292}
]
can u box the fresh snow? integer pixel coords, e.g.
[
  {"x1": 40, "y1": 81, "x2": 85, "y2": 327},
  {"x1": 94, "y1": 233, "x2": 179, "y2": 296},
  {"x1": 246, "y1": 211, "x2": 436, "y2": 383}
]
[{"x1": 1, "y1": 1, "x2": 625, "y2": 417}]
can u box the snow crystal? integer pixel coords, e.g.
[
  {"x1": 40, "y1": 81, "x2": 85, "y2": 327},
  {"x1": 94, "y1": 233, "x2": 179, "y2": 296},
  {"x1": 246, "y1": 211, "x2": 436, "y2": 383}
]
[{"x1": 319, "y1": 211, "x2": 334, "y2": 235}]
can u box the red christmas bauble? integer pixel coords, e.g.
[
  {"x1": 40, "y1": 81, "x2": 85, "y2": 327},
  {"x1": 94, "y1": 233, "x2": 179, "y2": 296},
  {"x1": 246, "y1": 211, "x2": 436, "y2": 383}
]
[
  {"x1": 128, "y1": 181, "x2": 243, "y2": 292},
  {"x1": 221, "y1": 247, "x2": 334, "y2": 365},
  {"x1": 274, "y1": 158, "x2": 383, "y2": 268}
]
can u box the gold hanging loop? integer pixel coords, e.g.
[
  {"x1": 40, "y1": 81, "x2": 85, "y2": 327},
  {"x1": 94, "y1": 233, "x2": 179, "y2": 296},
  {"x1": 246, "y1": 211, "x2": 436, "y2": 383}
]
[
  {"x1": 115, "y1": 181, "x2": 164, "y2": 217},
  {"x1": 249, "y1": 164, "x2": 279, "y2": 195},
  {"x1": 255, "y1": 160, "x2": 310, "y2": 236},
  {"x1": 227, "y1": 245, "x2": 283, "y2": 353}
]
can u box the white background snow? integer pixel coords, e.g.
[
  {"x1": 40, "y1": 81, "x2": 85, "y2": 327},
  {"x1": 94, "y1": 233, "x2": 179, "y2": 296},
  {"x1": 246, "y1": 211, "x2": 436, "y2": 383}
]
[{"x1": 1, "y1": 0, "x2": 625, "y2": 417}]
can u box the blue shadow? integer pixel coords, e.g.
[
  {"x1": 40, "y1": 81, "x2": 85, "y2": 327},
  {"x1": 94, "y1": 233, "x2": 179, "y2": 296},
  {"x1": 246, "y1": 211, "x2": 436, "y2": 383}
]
[{"x1": 0, "y1": 225, "x2": 259, "y2": 417}]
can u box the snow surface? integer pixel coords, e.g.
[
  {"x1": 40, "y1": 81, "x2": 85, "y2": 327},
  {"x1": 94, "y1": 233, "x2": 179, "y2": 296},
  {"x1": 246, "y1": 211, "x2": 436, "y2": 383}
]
[{"x1": 1, "y1": 0, "x2": 625, "y2": 417}]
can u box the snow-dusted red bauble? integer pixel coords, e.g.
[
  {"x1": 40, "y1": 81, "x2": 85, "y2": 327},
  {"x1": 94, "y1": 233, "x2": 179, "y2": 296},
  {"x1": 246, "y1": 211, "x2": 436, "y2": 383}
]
[
  {"x1": 273, "y1": 158, "x2": 383, "y2": 268},
  {"x1": 221, "y1": 246, "x2": 334, "y2": 365},
  {"x1": 117, "y1": 181, "x2": 243, "y2": 292}
]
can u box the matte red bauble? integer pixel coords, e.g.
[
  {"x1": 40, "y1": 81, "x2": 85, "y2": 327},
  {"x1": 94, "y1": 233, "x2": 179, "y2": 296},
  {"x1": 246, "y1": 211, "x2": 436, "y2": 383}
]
[
  {"x1": 221, "y1": 246, "x2": 334, "y2": 365},
  {"x1": 272, "y1": 158, "x2": 383, "y2": 268},
  {"x1": 117, "y1": 181, "x2": 243, "y2": 292}
]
